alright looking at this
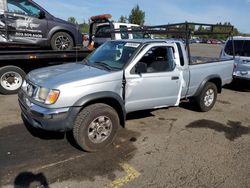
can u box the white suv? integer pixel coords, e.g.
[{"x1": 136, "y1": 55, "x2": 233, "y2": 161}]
[{"x1": 221, "y1": 36, "x2": 250, "y2": 81}]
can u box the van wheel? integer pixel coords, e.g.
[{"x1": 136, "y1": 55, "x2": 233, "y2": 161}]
[
  {"x1": 0, "y1": 66, "x2": 26, "y2": 95},
  {"x1": 51, "y1": 32, "x2": 74, "y2": 51},
  {"x1": 196, "y1": 82, "x2": 217, "y2": 112},
  {"x1": 73, "y1": 103, "x2": 119, "y2": 152}
]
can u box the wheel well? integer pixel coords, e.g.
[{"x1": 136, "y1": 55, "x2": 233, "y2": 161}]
[
  {"x1": 80, "y1": 98, "x2": 125, "y2": 127},
  {"x1": 208, "y1": 78, "x2": 222, "y2": 93},
  {"x1": 51, "y1": 30, "x2": 75, "y2": 46}
]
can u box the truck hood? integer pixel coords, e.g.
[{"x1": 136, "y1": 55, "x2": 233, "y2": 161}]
[{"x1": 27, "y1": 63, "x2": 114, "y2": 88}]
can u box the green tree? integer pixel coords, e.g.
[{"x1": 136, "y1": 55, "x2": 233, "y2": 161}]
[
  {"x1": 79, "y1": 20, "x2": 89, "y2": 33},
  {"x1": 118, "y1": 15, "x2": 127, "y2": 23},
  {"x1": 128, "y1": 5, "x2": 145, "y2": 26},
  {"x1": 68, "y1": 16, "x2": 77, "y2": 24}
]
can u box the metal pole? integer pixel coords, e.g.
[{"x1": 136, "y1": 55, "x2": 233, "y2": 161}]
[{"x1": 185, "y1": 22, "x2": 191, "y2": 65}]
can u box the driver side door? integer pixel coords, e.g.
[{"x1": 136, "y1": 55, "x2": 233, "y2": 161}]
[{"x1": 125, "y1": 43, "x2": 182, "y2": 113}]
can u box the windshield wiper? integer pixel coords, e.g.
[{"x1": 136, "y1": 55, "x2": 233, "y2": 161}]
[{"x1": 93, "y1": 62, "x2": 113, "y2": 71}]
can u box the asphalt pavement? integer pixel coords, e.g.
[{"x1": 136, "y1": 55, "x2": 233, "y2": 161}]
[{"x1": 0, "y1": 80, "x2": 250, "y2": 188}]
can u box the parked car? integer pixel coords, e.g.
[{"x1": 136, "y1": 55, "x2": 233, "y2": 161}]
[
  {"x1": 189, "y1": 38, "x2": 201, "y2": 44},
  {"x1": 221, "y1": 36, "x2": 250, "y2": 81},
  {"x1": 0, "y1": 0, "x2": 82, "y2": 50},
  {"x1": 18, "y1": 39, "x2": 234, "y2": 152},
  {"x1": 207, "y1": 39, "x2": 220, "y2": 44}
]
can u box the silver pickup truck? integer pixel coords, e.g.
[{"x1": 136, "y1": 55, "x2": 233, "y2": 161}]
[{"x1": 18, "y1": 39, "x2": 234, "y2": 151}]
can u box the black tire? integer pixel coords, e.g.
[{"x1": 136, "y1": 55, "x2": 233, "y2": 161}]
[
  {"x1": 51, "y1": 32, "x2": 74, "y2": 51},
  {"x1": 0, "y1": 66, "x2": 26, "y2": 95},
  {"x1": 196, "y1": 82, "x2": 218, "y2": 112},
  {"x1": 73, "y1": 103, "x2": 120, "y2": 152}
]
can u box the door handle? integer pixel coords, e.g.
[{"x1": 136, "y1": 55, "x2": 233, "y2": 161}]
[{"x1": 171, "y1": 76, "x2": 179, "y2": 80}]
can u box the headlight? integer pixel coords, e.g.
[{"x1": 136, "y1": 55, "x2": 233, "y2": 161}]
[
  {"x1": 36, "y1": 87, "x2": 60, "y2": 105},
  {"x1": 38, "y1": 87, "x2": 49, "y2": 101}
]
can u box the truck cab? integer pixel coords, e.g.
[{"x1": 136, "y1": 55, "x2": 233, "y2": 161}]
[{"x1": 0, "y1": 0, "x2": 82, "y2": 50}]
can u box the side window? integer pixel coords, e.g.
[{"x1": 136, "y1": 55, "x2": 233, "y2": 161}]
[
  {"x1": 120, "y1": 25, "x2": 129, "y2": 39},
  {"x1": 132, "y1": 46, "x2": 176, "y2": 74},
  {"x1": 7, "y1": 2, "x2": 27, "y2": 15},
  {"x1": 7, "y1": 0, "x2": 41, "y2": 17},
  {"x1": 176, "y1": 43, "x2": 185, "y2": 66},
  {"x1": 224, "y1": 40, "x2": 244, "y2": 56},
  {"x1": 243, "y1": 41, "x2": 250, "y2": 57},
  {"x1": 95, "y1": 25, "x2": 111, "y2": 38}
]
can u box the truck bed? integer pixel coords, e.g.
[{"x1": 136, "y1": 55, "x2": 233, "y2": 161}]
[
  {"x1": 186, "y1": 59, "x2": 234, "y2": 97},
  {"x1": 191, "y1": 56, "x2": 222, "y2": 64}
]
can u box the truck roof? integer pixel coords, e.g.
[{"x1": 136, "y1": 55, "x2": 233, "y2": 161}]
[{"x1": 113, "y1": 39, "x2": 183, "y2": 44}]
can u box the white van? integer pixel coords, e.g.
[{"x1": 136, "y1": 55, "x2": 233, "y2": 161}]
[{"x1": 221, "y1": 36, "x2": 250, "y2": 81}]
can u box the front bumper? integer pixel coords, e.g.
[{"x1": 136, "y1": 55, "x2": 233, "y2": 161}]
[{"x1": 18, "y1": 91, "x2": 81, "y2": 132}]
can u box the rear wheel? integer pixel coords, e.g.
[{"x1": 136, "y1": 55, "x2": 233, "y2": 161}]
[
  {"x1": 0, "y1": 66, "x2": 26, "y2": 95},
  {"x1": 51, "y1": 32, "x2": 74, "y2": 51},
  {"x1": 196, "y1": 82, "x2": 218, "y2": 112},
  {"x1": 73, "y1": 103, "x2": 119, "y2": 152}
]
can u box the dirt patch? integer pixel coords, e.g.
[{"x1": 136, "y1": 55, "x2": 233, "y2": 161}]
[
  {"x1": 186, "y1": 119, "x2": 250, "y2": 141},
  {"x1": 217, "y1": 100, "x2": 231, "y2": 105}
]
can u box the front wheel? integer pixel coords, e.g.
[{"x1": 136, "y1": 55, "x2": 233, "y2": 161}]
[
  {"x1": 196, "y1": 82, "x2": 218, "y2": 112},
  {"x1": 0, "y1": 66, "x2": 26, "y2": 95},
  {"x1": 51, "y1": 32, "x2": 74, "y2": 51},
  {"x1": 73, "y1": 103, "x2": 120, "y2": 152}
]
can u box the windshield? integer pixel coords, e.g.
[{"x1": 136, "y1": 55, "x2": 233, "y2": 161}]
[{"x1": 85, "y1": 41, "x2": 140, "y2": 70}]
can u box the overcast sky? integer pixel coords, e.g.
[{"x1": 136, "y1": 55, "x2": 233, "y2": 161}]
[{"x1": 35, "y1": 0, "x2": 250, "y2": 33}]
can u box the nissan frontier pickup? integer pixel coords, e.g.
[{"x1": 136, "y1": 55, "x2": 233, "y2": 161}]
[{"x1": 18, "y1": 39, "x2": 234, "y2": 151}]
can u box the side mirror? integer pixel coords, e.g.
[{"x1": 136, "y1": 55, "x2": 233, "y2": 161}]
[
  {"x1": 135, "y1": 62, "x2": 147, "y2": 74},
  {"x1": 38, "y1": 11, "x2": 46, "y2": 19}
]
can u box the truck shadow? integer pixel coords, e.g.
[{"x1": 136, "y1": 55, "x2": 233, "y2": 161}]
[
  {"x1": 126, "y1": 110, "x2": 155, "y2": 120},
  {"x1": 186, "y1": 119, "x2": 250, "y2": 141},
  {"x1": 23, "y1": 119, "x2": 83, "y2": 151},
  {"x1": 179, "y1": 100, "x2": 201, "y2": 112},
  {"x1": 224, "y1": 80, "x2": 250, "y2": 92}
]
